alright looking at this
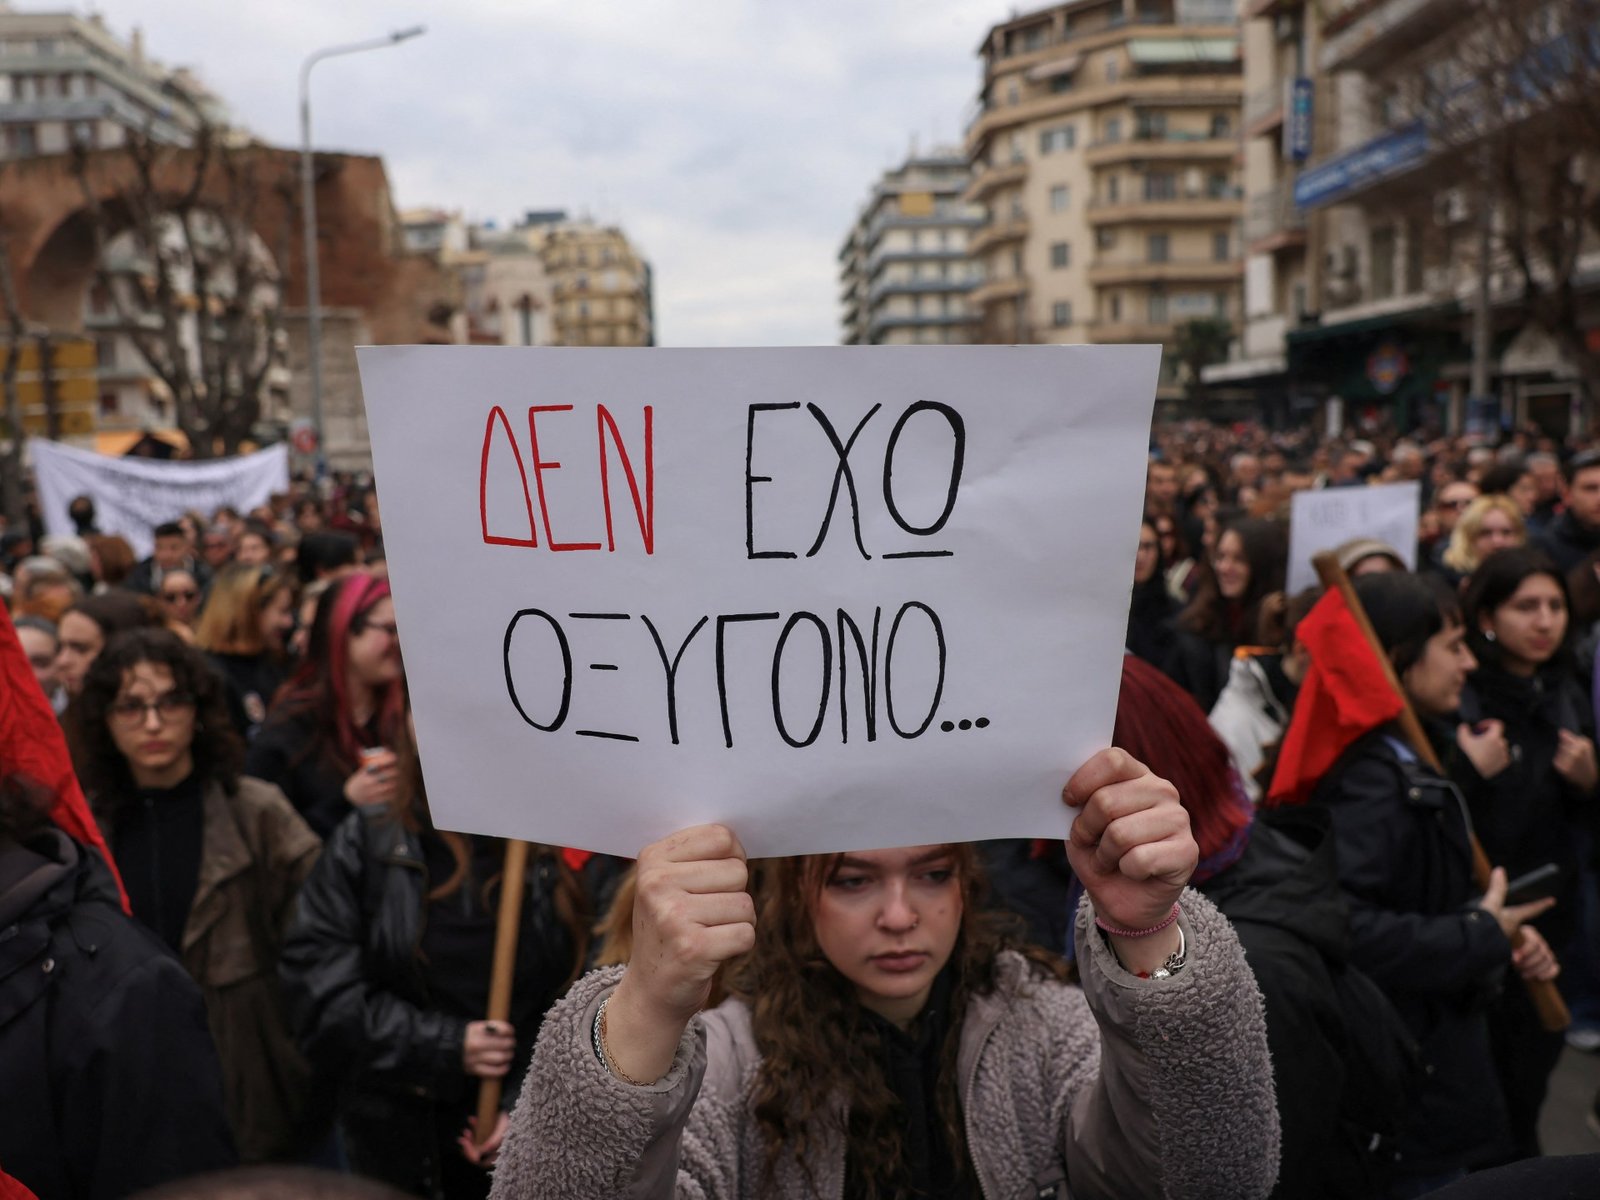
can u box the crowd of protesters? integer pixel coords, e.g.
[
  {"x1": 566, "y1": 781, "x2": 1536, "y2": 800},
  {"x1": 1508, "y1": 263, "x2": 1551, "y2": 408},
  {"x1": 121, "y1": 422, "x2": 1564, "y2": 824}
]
[{"x1": 3, "y1": 428, "x2": 1600, "y2": 1199}]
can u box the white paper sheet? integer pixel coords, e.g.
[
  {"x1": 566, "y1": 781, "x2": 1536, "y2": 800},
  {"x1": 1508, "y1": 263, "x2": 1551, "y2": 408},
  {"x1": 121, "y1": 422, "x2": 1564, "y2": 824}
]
[
  {"x1": 1287, "y1": 481, "x2": 1421, "y2": 595},
  {"x1": 359, "y1": 346, "x2": 1158, "y2": 858}
]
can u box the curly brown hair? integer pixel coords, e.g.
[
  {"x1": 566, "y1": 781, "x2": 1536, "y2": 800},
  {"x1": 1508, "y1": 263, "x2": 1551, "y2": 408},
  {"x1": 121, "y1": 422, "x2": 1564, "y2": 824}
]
[
  {"x1": 727, "y1": 846, "x2": 1067, "y2": 1198},
  {"x1": 66, "y1": 627, "x2": 245, "y2": 820}
]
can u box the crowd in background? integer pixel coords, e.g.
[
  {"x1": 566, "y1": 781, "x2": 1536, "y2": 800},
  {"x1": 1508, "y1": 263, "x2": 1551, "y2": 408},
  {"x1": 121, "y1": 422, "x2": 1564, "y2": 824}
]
[{"x1": 3, "y1": 425, "x2": 1600, "y2": 1199}]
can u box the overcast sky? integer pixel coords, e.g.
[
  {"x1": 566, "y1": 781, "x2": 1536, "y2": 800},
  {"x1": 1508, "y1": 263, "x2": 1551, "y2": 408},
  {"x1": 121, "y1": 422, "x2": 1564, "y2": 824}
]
[{"x1": 86, "y1": 0, "x2": 1005, "y2": 346}]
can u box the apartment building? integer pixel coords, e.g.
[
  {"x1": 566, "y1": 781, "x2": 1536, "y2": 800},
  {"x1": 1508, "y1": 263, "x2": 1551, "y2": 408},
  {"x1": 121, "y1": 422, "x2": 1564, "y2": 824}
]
[
  {"x1": 838, "y1": 149, "x2": 985, "y2": 345},
  {"x1": 1222, "y1": 0, "x2": 1600, "y2": 433},
  {"x1": 964, "y1": 0, "x2": 1243, "y2": 395},
  {"x1": 543, "y1": 220, "x2": 654, "y2": 347},
  {"x1": 0, "y1": 5, "x2": 225, "y2": 159},
  {"x1": 458, "y1": 217, "x2": 555, "y2": 348}
]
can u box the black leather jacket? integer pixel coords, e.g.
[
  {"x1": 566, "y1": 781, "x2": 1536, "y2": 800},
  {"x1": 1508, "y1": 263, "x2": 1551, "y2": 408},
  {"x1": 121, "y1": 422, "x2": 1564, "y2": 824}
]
[
  {"x1": 1312, "y1": 727, "x2": 1514, "y2": 1175},
  {"x1": 280, "y1": 806, "x2": 621, "y2": 1198}
]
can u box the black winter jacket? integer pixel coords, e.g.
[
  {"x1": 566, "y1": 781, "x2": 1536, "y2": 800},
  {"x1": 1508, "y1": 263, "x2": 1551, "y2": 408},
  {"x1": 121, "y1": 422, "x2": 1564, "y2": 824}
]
[
  {"x1": 1535, "y1": 510, "x2": 1600, "y2": 575},
  {"x1": 1199, "y1": 808, "x2": 1415, "y2": 1199},
  {"x1": 279, "y1": 806, "x2": 620, "y2": 1199},
  {"x1": 1312, "y1": 727, "x2": 1514, "y2": 1175},
  {"x1": 1455, "y1": 662, "x2": 1596, "y2": 951},
  {"x1": 246, "y1": 709, "x2": 357, "y2": 839},
  {"x1": 0, "y1": 831, "x2": 237, "y2": 1198}
]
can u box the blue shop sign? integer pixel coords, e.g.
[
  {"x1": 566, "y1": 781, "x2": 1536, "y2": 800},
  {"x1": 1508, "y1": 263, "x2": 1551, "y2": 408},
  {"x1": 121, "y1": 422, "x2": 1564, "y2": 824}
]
[
  {"x1": 1285, "y1": 78, "x2": 1313, "y2": 163},
  {"x1": 1293, "y1": 121, "x2": 1430, "y2": 209}
]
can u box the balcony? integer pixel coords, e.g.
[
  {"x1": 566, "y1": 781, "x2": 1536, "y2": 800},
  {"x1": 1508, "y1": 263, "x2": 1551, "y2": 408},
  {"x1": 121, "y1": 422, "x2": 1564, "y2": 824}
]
[
  {"x1": 867, "y1": 312, "x2": 975, "y2": 338},
  {"x1": 867, "y1": 277, "x2": 979, "y2": 304},
  {"x1": 1084, "y1": 135, "x2": 1238, "y2": 166},
  {"x1": 962, "y1": 159, "x2": 1028, "y2": 204},
  {"x1": 1320, "y1": 0, "x2": 1465, "y2": 74},
  {"x1": 1245, "y1": 83, "x2": 1285, "y2": 135},
  {"x1": 967, "y1": 74, "x2": 1244, "y2": 157},
  {"x1": 968, "y1": 275, "x2": 1029, "y2": 309},
  {"x1": 1245, "y1": 0, "x2": 1304, "y2": 16},
  {"x1": 968, "y1": 217, "x2": 1030, "y2": 257},
  {"x1": 1245, "y1": 181, "x2": 1308, "y2": 249},
  {"x1": 1085, "y1": 319, "x2": 1174, "y2": 344},
  {"x1": 1087, "y1": 257, "x2": 1242, "y2": 286},
  {"x1": 1085, "y1": 194, "x2": 1241, "y2": 225}
]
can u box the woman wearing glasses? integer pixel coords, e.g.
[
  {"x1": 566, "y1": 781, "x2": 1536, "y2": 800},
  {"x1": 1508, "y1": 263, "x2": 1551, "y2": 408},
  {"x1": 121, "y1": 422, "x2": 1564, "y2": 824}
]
[
  {"x1": 158, "y1": 569, "x2": 204, "y2": 639},
  {"x1": 246, "y1": 572, "x2": 406, "y2": 838},
  {"x1": 66, "y1": 626, "x2": 323, "y2": 1163}
]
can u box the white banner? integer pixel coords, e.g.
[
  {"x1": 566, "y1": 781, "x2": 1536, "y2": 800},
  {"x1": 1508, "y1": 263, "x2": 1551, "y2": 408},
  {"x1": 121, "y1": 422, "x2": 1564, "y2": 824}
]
[
  {"x1": 360, "y1": 345, "x2": 1159, "y2": 858},
  {"x1": 31, "y1": 439, "x2": 289, "y2": 559},
  {"x1": 1287, "y1": 480, "x2": 1420, "y2": 595}
]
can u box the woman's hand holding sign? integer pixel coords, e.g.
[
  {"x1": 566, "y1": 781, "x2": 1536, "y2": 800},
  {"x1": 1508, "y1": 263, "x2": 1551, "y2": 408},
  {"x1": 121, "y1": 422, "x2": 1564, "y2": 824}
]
[
  {"x1": 1064, "y1": 749, "x2": 1198, "y2": 977},
  {"x1": 605, "y1": 824, "x2": 757, "y2": 1084}
]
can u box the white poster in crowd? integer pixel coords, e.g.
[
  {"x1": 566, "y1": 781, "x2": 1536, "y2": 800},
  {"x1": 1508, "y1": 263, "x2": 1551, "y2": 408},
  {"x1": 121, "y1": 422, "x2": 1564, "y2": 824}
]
[
  {"x1": 1287, "y1": 480, "x2": 1421, "y2": 595},
  {"x1": 360, "y1": 345, "x2": 1159, "y2": 857},
  {"x1": 31, "y1": 439, "x2": 289, "y2": 559}
]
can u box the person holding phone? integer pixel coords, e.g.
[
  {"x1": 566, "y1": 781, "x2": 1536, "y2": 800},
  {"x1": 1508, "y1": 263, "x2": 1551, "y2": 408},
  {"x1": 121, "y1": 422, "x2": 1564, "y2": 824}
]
[
  {"x1": 487, "y1": 749, "x2": 1280, "y2": 1200},
  {"x1": 1455, "y1": 546, "x2": 1597, "y2": 1161}
]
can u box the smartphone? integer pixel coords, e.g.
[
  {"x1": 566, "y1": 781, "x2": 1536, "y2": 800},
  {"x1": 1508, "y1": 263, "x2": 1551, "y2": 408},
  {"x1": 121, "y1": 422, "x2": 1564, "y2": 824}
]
[{"x1": 1504, "y1": 863, "x2": 1561, "y2": 906}]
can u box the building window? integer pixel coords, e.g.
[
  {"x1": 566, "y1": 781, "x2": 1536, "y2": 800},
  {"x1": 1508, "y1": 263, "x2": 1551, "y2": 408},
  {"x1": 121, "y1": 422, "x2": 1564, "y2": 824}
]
[
  {"x1": 1039, "y1": 124, "x2": 1076, "y2": 154},
  {"x1": 1050, "y1": 241, "x2": 1071, "y2": 268},
  {"x1": 1007, "y1": 83, "x2": 1020, "y2": 104},
  {"x1": 1096, "y1": 228, "x2": 1117, "y2": 250},
  {"x1": 1210, "y1": 113, "x2": 1232, "y2": 139},
  {"x1": 1144, "y1": 172, "x2": 1177, "y2": 201},
  {"x1": 1371, "y1": 226, "x2": 1397, "y2": 299},
  {"x1": 1049, "y1": 185, "x2": 1070, "y2": 212},
  {"x1": 1103, "y1": 116, "x2": 1122, "y2": 143},
  {"x1": 1149, "y1": 291, "x2": 1169, "y2": 322},
  {"x1": 6, "y1": 124, "x2": 37, "y2": 155},
  {"x1": 1050, "y1": 74, "x2": 1074, "y2": 94},
  {"x1": 1052, "y1": 301, "x2": 1073, "y2": 326},
  {"x1": 1147, "y1": 233, "x2": 1170, "y2": 263},
  {"x1": 1109, "y1": 294, "x2": 1122, "y2": 321},
  {"x1": 1213, "y1": 231, "x2": 1230, "y2": 261},
  {"x1": 1207, "y1": 172, "x2": 1231, "y2": 198},
  {"x1": 1136, "y1": 112, "x2": 1166, "y2": 141},
  {"x1": 99, "y1": 391, "x2": 118, "y2": 416},
  {"x1": 1106, "y1": 175, "x2": 1120, "y2": 203},
  {"x1": 1105, "y1": 57, "x2": 1120, "y2": 83}
]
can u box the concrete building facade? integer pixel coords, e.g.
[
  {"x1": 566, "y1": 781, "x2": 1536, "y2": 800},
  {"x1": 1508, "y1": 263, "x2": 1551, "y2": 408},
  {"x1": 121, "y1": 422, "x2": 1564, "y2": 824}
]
[
  {"x1": 838, "y1": 149, "x2": 984, "y2": 345},
  {"x1": 0, "y1": 5, "x2": 226, "y2": 159},
  {"x1": 542, "y1": 220, "x2": 653, "y2": 346},
  {"x1": 1220, "y1": 0, "x2": 1600, "y2": 434},
  {"x1": 964, "y1": 0, "x2": 1243, "y2": 395}
]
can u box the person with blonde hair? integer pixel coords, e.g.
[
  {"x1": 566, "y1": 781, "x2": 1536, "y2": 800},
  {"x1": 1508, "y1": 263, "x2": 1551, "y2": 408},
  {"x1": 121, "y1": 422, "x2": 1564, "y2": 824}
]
[
  {"x1": 194, "y1": 563, "x2": 298, "y2": 739},
  {"x1": 1442, "y1": 495, "x2": 1526, "y2": 579}
]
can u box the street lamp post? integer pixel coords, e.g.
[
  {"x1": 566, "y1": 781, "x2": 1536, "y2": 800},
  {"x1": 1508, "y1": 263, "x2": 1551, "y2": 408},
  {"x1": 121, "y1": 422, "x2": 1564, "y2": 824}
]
[{"x1": 299, "y1": 25, "x2": 424, "y2": 478}]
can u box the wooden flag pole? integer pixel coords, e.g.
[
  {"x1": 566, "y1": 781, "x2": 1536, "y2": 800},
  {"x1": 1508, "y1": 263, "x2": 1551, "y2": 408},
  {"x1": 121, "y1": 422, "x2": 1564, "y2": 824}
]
[
  {"x1": 1312, "y1": 552, "x2": 1569, "y2": 1032},
  {"x1": 476, "y1": 838, "x2": 531, "y2": 1146}
]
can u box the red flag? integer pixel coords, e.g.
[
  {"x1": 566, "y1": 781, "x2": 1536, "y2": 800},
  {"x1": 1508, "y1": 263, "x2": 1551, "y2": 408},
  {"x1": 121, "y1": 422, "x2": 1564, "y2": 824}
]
[
  {"x1": 0, "y1": 606, "x2": 128, "y2": 910},
  {"x1": 1266, "y1": 586, "x2": 1404, "y2": 808},
  {"x1": 0, "y1": 1167, "x2": 39, "y2": 1200}
]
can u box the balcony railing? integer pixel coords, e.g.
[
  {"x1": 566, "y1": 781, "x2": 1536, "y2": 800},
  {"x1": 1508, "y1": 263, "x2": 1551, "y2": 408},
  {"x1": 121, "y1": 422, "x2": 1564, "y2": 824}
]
[
  {"x1": 1245, "y1": 82, "x2": 1285, "y2": 131},
  {"x1": 1245, "y1": 181, "x2": 1308, "y2": 244},
  {"x1": 968, "y1": 217, "x2": 1030, "y2": 257},
  {"x1": 1087, "y1": 257, "x2": 1243, "y2": 286}
]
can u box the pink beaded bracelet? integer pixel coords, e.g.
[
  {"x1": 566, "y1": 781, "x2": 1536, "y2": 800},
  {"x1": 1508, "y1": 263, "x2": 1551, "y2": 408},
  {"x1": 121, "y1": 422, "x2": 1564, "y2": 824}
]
[{"x1": 1094, "y1": 902, "x2": 1181, "y2": 939}]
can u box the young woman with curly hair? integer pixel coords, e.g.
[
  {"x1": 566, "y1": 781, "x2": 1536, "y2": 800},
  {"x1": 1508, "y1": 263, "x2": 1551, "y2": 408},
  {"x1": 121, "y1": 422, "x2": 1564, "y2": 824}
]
[
  {"x1": 488, "y1": 750, "x2": 1281, "y2": 1200},
  {"x1": 246, "y1": 572, "x2": 405, "y2": 837},
  {"x1": 66, "y1": 626, "x2": 322, "y2": 1163}
]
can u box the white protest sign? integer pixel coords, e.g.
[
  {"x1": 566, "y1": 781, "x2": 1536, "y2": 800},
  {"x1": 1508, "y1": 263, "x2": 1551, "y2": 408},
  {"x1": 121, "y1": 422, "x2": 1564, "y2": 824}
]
[
  {"x1": 31, "y1": 439, "x2": 289, "y2": 558},
  {"x1": 1287, "y1": 481, "x2": 1420, "y2": 594},
  {"x1": 359, "y1": 346, "x2": 1159, "y2": 858}
]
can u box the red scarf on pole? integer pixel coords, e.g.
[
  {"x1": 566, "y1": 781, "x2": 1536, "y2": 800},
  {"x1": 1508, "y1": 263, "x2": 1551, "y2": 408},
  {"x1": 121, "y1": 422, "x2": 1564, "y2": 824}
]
[
  {"x1": 1266, "y1": 586, "x2": 1404, "y2": 808},
  {"x1": 0, "y1": 605, "x2": 128, "y2": 910}
]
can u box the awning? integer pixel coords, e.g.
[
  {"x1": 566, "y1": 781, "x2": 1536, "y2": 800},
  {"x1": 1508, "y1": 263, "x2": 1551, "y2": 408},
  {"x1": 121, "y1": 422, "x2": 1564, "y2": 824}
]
[
  {"x1": 93, "y1": 428, "x2": 191, "y2": 457},
  {"x1": 1286, "y1": 301, "x2": 1460, "y2": 345},
  {"x1": 1128, "y1": 37, "x2": 1238, "y2": 65},
  {"x1": 1027, "y1": 53, "x2": 1081, "y2": 82}
]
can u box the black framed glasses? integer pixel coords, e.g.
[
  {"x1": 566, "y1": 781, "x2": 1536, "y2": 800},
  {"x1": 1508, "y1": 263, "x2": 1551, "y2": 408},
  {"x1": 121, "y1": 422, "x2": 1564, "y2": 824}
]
[{"x1": 108, "y1": 692, "x2": 196, "y2": 727}]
